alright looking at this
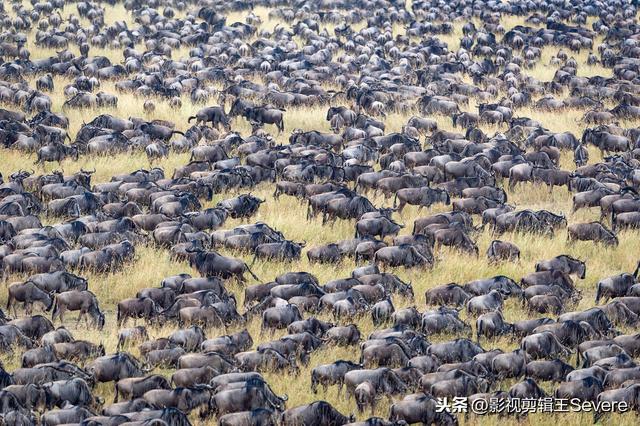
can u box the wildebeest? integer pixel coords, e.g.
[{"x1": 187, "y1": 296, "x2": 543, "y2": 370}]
[
  {"x1": 486, "y1": 240, "x2": 520, "y2": 262},
  {"x1": 50, "y1": 290, "x2": 105, "y2": 329},
  {"x1": 374, "y1": 244, "x2": 433, "y2": 269},
  {"x1": 115, "y1": 374, "x2": 171, "y2": 402},
  {"x1": 7, "y1": 281, "x2": 54, "y2": 315},
  {"x1": 389, "y1": 393, "x2": 455, "y2": 425},
  {"x1": 188, "y1": 106, "x2": 231, "y2": 131},
  {"x1": 281, "y1": 401, "x2": 354, "y2": 425},
  {"x1": 521, "y1": 331, "x2": 573, "y2": 360},
  {"x1": 117, "y1": 297, "x2": 162, "y2": 326},
  {"x1": 209, "y1": 379, "x2": 288, "y2": 416},
  {"x1": 393, "y1": 187, "x2": 450, "y2": 213},
  {"x1": 355, "y1": 217, "x2": 403, "y2": 240},
  {"x1": 536, "y1": 255, "x2": 586, "y2": 279},
  {"x1": 595, "y1": 267, "x2": 640, "y2": 304},
  {"x1": 567, "y1": 222, "x2": 618, "y2": 246},
  {"x1": 188, "y1": 249, "x2": 261, "y2": 282},
  {"x1": 86, "y1": 352, "x2": 149, "y2": 384}
]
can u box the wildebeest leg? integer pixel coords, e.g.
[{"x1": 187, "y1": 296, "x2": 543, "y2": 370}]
[
  {"x1": 74, "y1": 311, "x2": 83, "y2": 327},
  {"x1": 116, "y1": 335, "x2": 124, "y2": 352},
  {"x1": 4, "y1": 291, "x2": 14, "y2": 314},
  {"x1": 321, "y1": 210, "x2": 328, "y2": 225}
]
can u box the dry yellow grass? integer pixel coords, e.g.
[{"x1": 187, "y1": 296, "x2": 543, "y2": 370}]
[{"x1": 1, "y1": 2, "x2": 640, "y2": 425}]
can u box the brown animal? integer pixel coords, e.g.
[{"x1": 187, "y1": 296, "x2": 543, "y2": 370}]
[
  {"x1": 114, "y1": 375, "x2": 171, "y2": 402},
  {"x1": 51, "y1": 291, "x2": 105, "y2": 329},
  {"x1": 567, "y1": 222, "x2": 618, "y2": 246},
  {"x1": 53, "y1": 340, "x2": 105, "y2": 362},
  {"x1": 486, "y1": 240, "x2": 520, "y2": 262},
  {"x1": 7, "y1": 281, "x2": 54, "y2": 315},
  {"x1": 117, "y1": 297, "x2": 161, "y2": 326}
]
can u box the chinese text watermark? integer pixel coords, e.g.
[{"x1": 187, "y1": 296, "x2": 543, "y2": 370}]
[{"x1": 435, "y1": 397, "x2": 629, "y2": 414}]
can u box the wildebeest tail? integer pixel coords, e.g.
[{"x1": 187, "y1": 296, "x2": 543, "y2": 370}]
[
  {"x1": 51, "y1": 295, "x2": 59, "y2": 320},
  {"x1": 487, "y1": 240, "x2": 495, "y2": 259},
  {"x1": 594, "y1": 282, "x2": 602, "y2": 304},
  {"x1": 116, "y1": 335, "x2": 123, "y2": 352},
  {"x1": 244, "y1": 263, "x2": 261, "y2": 282}
]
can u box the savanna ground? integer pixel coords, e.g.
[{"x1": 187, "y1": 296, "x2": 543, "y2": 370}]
[{"x1": 1, "y1": 1, "x2": 640, "y2": 425}]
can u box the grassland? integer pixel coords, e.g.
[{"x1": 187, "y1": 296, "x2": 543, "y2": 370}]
[{"x1": 1, "y1": 1, "x2": 640, "y2": 425}]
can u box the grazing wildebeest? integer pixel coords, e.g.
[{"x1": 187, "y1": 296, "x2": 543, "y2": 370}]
[
  {"x1": 7, "y1": 281, "x2": 54, "y2": 315},
  {"x1": 567, "y1": 222, "x2": 618, "y2": 246},
  {"x1": 486, "y1": 240, "x2": 520, "y2": 262},
  {"x1": 188, "y1": 249, "x2": 261, "y2": 283},
  {"x1": 393, "y1": 187, "x2": 450, "y2": 213},
  {"x1": 86, "y1": 352, "x2": 149, "y2": 382},
  {"x1": 281, "y1": 400, "x2": 355, "y2": 425},
  {"x1": 51, "y1": 291, "x2": 105, "y2": 329},
  {"x1": 535, "y1": 255, "x2": 586, "y2": 279},
  {"x1": 188, "y1": 106, "x2": 231, "y2": 131}
]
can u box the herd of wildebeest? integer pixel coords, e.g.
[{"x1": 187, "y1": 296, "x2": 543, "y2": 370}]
[{"x1": 5, "y1": 0, "x2": 640, "y2": 424}]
